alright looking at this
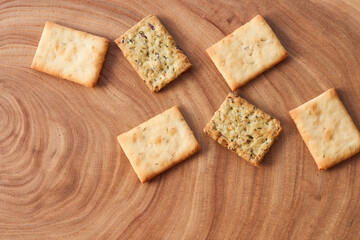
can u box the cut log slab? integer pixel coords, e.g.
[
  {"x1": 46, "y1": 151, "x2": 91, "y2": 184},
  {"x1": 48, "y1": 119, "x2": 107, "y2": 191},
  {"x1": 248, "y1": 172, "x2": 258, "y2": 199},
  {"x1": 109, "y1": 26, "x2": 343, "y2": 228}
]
[{"x1": 0, "y1": 0, "x2": 359, "y2": 239}]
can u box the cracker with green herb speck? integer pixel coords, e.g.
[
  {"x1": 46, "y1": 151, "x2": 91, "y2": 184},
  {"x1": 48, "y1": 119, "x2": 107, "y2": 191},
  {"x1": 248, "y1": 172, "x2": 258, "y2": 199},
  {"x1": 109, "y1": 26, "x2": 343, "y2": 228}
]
[
  {"x1": 31, "y1": 22, "x2": 109, "y2": 87},
  {"x1": 289, "y1": 88, "x2": 360, "y2": 170},
  {"x1": 115, "y1": 15, "x2": 191, "y2": 92},
  {"x1": 204, "y1": 92, "x2": 282, "y2": 166},
  {"x1": 206, "y1": 15, "x2": 287, "y2": 91},
  {"x1": 117, "y1": 106, "x2": 200, "y2": 183}
]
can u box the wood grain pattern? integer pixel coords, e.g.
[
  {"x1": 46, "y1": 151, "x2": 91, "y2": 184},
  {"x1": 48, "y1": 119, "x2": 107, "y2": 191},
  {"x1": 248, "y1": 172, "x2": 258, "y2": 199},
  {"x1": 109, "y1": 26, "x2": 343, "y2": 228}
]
[{"x1": 1, "y1": 0, "x2": 360, "y2": 239}]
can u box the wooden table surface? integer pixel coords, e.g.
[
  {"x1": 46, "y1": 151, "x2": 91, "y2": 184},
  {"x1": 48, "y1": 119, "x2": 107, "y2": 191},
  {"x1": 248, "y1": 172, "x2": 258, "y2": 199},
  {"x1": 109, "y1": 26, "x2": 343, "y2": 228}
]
[{"x1": 1, "y1": 0, "x2": 360, "y2": 239}]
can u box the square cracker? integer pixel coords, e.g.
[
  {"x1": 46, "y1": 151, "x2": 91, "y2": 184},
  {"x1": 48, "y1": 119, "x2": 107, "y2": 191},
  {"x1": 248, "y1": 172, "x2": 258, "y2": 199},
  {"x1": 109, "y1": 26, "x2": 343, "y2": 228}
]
[
  {"x1": 206, "y1": 15, "x2": 288, "y2": 91},
  {"x1": 117, "y1": 106, "x2": 200, "y2": 183},
  {"x1": 114, "y1": 15, "x2": 192, "y2": 92},
  {"x1": 31, "y1": 22, "x2": 109, "y2": 87},
  {"x1": 204, "y1": 92, "x2": 282, "y2": 166},
  {"x1": 289, "y1": 88, "x2": 360, "y2": 170}
]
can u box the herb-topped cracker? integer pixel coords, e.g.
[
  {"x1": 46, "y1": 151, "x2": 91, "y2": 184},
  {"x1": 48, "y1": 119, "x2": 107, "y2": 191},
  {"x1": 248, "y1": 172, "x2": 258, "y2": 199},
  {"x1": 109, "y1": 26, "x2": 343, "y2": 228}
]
[
  {"x1": 289, "y1": 88, "x2": 360, "y2": 170},
  {"x1": 117, "y1": 106, "x2": 200, "y2": 183},
  {"x1": 31, "y1": 22, "x2": 109, "y2": 87},
  {"x1": 115, "y1": 15, "x2": 191, "y2": 92},
  {"x1": 204, "y1": 92, "x2": 282, "y2": 166},
  {"x1": 206, "y1": 15, "x2": 287, "y2": 91}
]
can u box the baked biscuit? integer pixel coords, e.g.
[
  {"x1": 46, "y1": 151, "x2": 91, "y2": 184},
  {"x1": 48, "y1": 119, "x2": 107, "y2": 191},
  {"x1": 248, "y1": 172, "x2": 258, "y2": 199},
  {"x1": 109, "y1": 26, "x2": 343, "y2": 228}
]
[
  {"x1": 204, "y1": 92, "x2": 282, "y2": 166},
  {"x1": 31, "y1": 22, "x2": 109, "y2": 87},
  {"x1": 115, "y1": 15, "x2": 191, "y2": 92},
  {"x1": 118, "y1": 106, "x2": 200, "y2": 183},
  {"x1": 206, "y1": 15, "x2": 287, "y2": 90},
  {"x1": 289, "y1": 88, "x2": 360, "y2": 170}
]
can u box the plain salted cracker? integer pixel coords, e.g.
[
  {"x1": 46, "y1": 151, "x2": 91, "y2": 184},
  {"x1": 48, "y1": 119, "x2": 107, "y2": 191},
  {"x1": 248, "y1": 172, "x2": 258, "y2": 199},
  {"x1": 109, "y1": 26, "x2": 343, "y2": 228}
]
[
  {"x1": 289, "y1": 88, "x2": 360, "y2": 170},
  {"x1": 114, "y1": 15, "x2": 191, "y2": 92},
  {"x1": 204, "y1": 92, "x2": 282, "y2": 166},
  {"x1": 117, "y1": 106, "x2": 200, "y2": 183},
  {"x1": 31, "y1": 22, "x2": 109, "y2": 87},
  {"x1": 206, "y1": 15, "x2": 288, "y2": 91}
]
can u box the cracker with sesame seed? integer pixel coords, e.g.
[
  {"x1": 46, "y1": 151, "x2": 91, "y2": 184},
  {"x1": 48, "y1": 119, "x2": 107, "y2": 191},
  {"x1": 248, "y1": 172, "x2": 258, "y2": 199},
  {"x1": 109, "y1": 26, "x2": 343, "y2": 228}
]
[
  {"x1": 206, "y1": 15, "x2": 287, "y2": 91},
  {"x1": 117, "y1": 106, "x2": 200, "y2": 183},
  {"x1": 115, "y1": 15, "x2": 191, "y2": 92},
  {"x1": 204, "y1": 92, "x2": 282, "y2": 166},
  {"x1": 289, "y1": 88, "x2": 360, "y2": 170},
  {"x1": 31, "y1": 22, "x2": 109, "y2": 87}
]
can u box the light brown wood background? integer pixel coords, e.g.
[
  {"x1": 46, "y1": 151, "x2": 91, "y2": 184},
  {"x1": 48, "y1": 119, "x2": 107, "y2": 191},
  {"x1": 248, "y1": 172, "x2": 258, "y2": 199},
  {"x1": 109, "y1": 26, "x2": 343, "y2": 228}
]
[{"x1": 1, "y1": 0, "x2": 360, "y2": 239}]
